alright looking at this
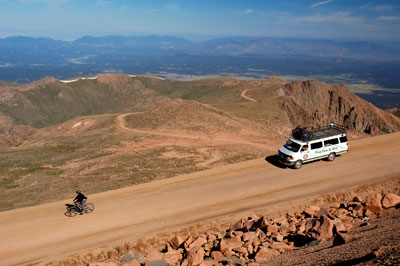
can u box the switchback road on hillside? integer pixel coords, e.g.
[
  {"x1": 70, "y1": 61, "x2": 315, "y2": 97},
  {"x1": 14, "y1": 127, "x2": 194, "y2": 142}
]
[
  {"x1": 1, "y1": 132, "x2": 400, "y2": 265},
  {"x1": 117, "y1": 113, "x2": 271, "y2": 149}
]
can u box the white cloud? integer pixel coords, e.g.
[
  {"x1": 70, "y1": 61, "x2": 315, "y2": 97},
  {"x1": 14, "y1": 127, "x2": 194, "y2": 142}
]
[
  {"x1": 380, "y1": 16, "x2": 400, "y2": 21},
  {"x1": 120, "y1": 5, "x2": 129, "y2": 11},
  {"x1": 375, "y1": 5, "x2": 394, "y2": 11},
  {"x1": 96, "y1": 0, "x2": 111, "y2": 9},
  {"x1": 165, "y1": 3, "x2": 179, "y2": 13},
  {"x1": 310, "y1": 0, "x2": 334, "y2": 8},
  {"x1": 294, "y1": 12, "x2": 362, "y2": 24},
  {"x1": 359, "y1": 2, "x2": 372, "y2": 9},
  {"x1": 244, "y1": 8, "x2": 254, "y2": 14}
]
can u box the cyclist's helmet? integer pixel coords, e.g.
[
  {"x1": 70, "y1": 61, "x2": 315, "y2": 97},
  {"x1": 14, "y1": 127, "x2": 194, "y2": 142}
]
[{"x1": 76, "y1": 190, "x2": 81, "y2": 194}]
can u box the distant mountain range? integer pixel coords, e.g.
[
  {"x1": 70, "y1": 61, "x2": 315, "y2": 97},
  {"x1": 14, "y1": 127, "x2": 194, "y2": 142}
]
[{"x1": 1, "y1": 35, "x2": 399, "y2": 63}]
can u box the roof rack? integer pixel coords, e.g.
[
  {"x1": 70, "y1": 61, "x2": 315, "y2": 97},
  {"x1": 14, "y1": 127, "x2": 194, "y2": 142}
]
[{"x1": 292, "y1": 123, "x2": 346, "y2": 142}]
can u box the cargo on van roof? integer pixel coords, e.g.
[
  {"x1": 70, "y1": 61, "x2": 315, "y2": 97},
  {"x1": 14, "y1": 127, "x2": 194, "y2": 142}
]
[{"x1": 292, "y1": 123, "x2": 346, "y2": 142}]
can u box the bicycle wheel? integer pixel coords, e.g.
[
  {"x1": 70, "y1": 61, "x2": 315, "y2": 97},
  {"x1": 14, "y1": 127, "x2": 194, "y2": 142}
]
[
  {"x1": 85, "y1": 203, "x2": 94, "y2": 213},
  {"x1": 65, "y1": 208, "x2": 78, "y2": 217}
]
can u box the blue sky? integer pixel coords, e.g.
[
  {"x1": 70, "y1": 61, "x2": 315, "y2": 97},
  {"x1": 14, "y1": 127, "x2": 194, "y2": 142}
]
[{"x1": 0, "y1": 0, "x2": 399, "y2": 40}]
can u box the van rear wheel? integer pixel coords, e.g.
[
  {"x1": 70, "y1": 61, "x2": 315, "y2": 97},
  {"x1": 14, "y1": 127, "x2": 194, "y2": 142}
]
[
  {"x1": 327, "y1": 153, "x2": 336, "y2": 161},
  {"x1": 293, "y1": 160, "x2": 303, "y2": 169}
]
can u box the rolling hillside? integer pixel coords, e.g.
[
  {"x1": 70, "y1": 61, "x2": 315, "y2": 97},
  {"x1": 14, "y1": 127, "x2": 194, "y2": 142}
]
[{"x1": 0, "y1": 74, "x2": 400, "y2": 210}]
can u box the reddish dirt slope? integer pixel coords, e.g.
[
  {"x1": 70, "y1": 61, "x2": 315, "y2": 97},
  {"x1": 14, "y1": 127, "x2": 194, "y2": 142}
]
[{"x1": 0, "y1": 132, "x2": 399, "y2": 265}]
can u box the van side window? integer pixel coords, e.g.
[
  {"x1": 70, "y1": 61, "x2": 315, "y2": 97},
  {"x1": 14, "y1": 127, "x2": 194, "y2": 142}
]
[
  {"x1": 311, "y1": 142, "x2": 323, "y2": 150},
  {"x1": 324, "y1": 138, "x2": 339, "y2": 146},
  {"x1": 340, "y1": 136, "x2": 348, "y2": 143}
]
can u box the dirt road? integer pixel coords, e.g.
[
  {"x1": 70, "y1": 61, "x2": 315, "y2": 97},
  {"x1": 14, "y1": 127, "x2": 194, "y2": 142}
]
[
  {"x1": 117, "y1": 113, "x2": 271, "y2": 149},
  {"x1": 1, "y1": 132, "x2": 400, "y2": 265}
]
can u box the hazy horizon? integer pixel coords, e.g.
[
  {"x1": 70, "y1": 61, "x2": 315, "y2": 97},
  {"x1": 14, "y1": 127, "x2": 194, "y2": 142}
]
[{"x1": 1, "y1": 0, "x2": 400, "y2": 41}]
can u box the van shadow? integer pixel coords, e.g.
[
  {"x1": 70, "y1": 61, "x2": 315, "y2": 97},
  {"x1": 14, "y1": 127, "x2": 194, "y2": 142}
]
[{"x1": 265, "y1": 155, "x2": 287, "y2": 169}]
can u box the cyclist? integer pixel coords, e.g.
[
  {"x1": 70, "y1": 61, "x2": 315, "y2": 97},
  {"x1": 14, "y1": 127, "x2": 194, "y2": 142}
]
[{"x1": 74, "y1": 190, "x2": 87, "y2": 215}]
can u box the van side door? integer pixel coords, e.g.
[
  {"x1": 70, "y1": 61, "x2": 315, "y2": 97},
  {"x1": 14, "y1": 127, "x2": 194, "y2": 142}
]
[{"x1": 310, "y1": 141, "x2": 323, "y2": 159}]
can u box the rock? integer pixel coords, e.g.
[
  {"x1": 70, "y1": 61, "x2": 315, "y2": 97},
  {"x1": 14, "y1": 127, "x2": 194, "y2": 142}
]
[
  {"x1": 162, "y1": 251, "x2": 182, "y2": 265},
  {"x1": 187, "y1": 247, "x2": 205, "y2": 266},
  {"x1": 89, "y1": 263, "x2": 117, "y2": 266},
  {"x1": 243, "y1": 232, "x2": 256, "y2": 242},
  {"x1": 230, "y1": 231, "x2": 243, "y2": 238},
  {"x1": 225, "y1": 256, "x2": 245, "y2": 266},
  {"x1": 123, "y1": 260, "x2": 141, "y2": 266},
  {"x1": 312, "y1": 215, "x2": 334, "y2": 239},
  {"x1": 255, "y1": 228, "x2": 266, "y2": 241},
  {"x1": 260, "y1": 216, "x2": 270, "y2": 228},
  {"x1": 211, "y1": 251, "x2": 225, "y2": 261},
  {"x1": 364, "y1": 194, "x2": 383, "y2": 214},
  {"x1": 297, "y1": 222, "x2": 306, "y2": 233},
  {"x1": 254, "y1": 247, "x2": 279, "y2": 263},
  {"x1": 122, "y1": 250, "x2": 145, "y2": 264},
  {"x1": 273, "y1": 216, "x2": 288, "y2": 226},
  {"x1": 221, "y1": 249, "x2": 234, "y2": 257},
  {"x1": 333, "y1": 232, "x2": 350, "y2": 246},
  {"x1": 220, "y1": 236, "x2": 242, "y2": 251},
  {"x1": 332, "y1": 219, "x2": 347, "y2": 233},
  {"x1": 344, "y1": 222, "x2": 353, "y2": 231},
  {"x1": 381, "y1": 193, "x2": 400, "y2": 208},
  {"x1": 229, "y1": 219, "x2": 245, "y2": 233},
  {"x1": 243, "y1": 220, "x2": 255, "y2": 231},
  {"x1": 316, "y1": 208, "x2": 329, "y2": 218},
  {"x1": 207, "y1": 234, "x2": 217, "y2": 243},
  {"x1": 363, "y1": 209, "x2": 374, "y2": 217},
  {"x1": 185, "y1": 236, "x2": 195, "y2": 250},
  {"x1": 199, "y1": 260, "x2": 221, "y2": 266},
  {"x1": 145, "y1": 260, "x2": 167, "y2": 266},
  {"x1": 270, "y1": 242, "x2": 292, "y2": 253},
  {"x1": 265, "y1": 224, "x2": 279, "y2": 234},
  {"x1": 353, "y1": 196, "x2": 363, "y2": 202},
  {"x1": 121, "y1": 253, "x2": 135, "y2": 264},
  {"x1": 304, "y1": 218, "x2": 315, "y2": 232},
  {"x1": 307, "y1": 239, "x2": 322, "y2": 247},
  {"x1": 170, "y1": 236, "x2": 184, "y2": 250},
  {"x1": 146, "y1": 249, "x2": 163, "y2": 261},
  {"x1": 189, "y1": 236, "x2": 208, "y2": 249},
  {"x1": 336, "y1": 208, "x2": 349, "y2": 217},
  {"x1": 304, "y1": 206, "x2": 320, "y2": 217},
  {"x1": 232, "y1": 246, "x2": 248, "y2": 255},
  {"x1": 273, "y1": 233, "x2": 284, "y2": 242}
]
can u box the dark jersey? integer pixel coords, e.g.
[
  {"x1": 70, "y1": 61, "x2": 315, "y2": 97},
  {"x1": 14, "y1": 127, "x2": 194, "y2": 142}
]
[{"x1": 74, "y1": 193, "x2": 87, "y2": 203}]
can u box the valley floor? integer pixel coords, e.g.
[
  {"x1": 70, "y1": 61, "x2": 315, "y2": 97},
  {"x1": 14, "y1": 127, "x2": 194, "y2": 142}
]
[{"x1": 0, "y1": 132, "x2": 399, "y2": 265}]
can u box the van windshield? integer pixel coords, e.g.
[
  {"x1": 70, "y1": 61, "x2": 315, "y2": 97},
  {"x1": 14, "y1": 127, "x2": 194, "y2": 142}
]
[{"x1": 284, "y1": 140, "x2": 301, "y2": 152}]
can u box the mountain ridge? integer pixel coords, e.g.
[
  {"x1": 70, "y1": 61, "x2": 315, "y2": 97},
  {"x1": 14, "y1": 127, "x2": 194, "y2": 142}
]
[{"x1": 0, "y1": 74, "x2": 399, "y2": 144}]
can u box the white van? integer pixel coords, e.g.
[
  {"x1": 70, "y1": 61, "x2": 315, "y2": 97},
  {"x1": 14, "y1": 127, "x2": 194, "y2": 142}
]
[{"x1": 277, "y1": 123, "x2": 348, "y2": 169}]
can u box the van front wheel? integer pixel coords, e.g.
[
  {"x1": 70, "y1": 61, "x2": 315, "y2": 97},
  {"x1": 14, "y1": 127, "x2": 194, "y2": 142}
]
[
  {"x1": 293, "y1": 160, "x2": 303, "y2": 169},
  {"x1": 327, "y1": 153, "x2": 336, "y2": 161}
]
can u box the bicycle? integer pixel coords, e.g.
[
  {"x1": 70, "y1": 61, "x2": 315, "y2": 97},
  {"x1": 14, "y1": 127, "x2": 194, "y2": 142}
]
[{"x1": 65, "y1": 201, "x2": 95, "y2": 217}]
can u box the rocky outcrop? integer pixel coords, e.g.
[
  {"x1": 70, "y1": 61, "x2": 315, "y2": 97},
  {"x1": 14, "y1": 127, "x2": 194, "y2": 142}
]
[
  {"x1": 87, "y1": 192, "x2": 400, "y2": 266},
  {"x1": 279, "y1": 80, "x2": 400, "y2": 135}
]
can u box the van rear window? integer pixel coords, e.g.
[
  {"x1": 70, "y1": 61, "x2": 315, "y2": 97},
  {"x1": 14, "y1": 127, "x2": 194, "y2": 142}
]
[
  {"x1": 311, "y1": 142, "x2": 323, "y2": 149},
  {"x1": 340, "y1": 136, "x2": 348, "y2": 143},
  {"x1": 324, "y1": 138, "x2": 339, "y2": 146}
]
